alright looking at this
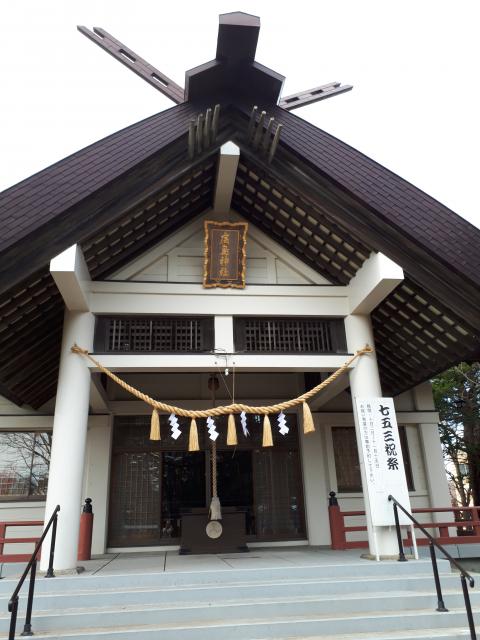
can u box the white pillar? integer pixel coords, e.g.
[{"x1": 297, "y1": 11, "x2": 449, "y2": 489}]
[
  {"x1": 40, "y1": 309, "x2": 95, "y2": 572},
  {"x1": 414, "y1": 383, "x2": 451, "y2": 509},
  {"x1": 344, "y1": 314, "x2": 399, "y2": 557}
]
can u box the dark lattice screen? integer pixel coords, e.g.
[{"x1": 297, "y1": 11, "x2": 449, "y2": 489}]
[
  {"x1": 107, "y1": 415, "x2": 306, "y2": 546},
  {"x1": 234, "y1": 317, "x2": 346, "y2": 353},
  {"x1": 95, "y1": 316, "x2": 214, "y2": 353}
]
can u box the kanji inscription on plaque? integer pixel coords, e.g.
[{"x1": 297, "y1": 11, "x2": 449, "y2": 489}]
[{"x1": 203, "y1": 221, "x2": 248, "y2": 288}]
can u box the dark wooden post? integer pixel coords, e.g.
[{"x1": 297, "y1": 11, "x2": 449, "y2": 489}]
[{"x1": 328, "y1": 492, "x2": 347, "y2": 550}]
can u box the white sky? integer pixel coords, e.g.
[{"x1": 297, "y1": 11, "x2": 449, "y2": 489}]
[{"x1": 1, "y1": 0, "x2": 479, "y2": 229}]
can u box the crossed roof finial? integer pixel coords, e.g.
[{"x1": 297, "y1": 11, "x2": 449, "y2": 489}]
[{"x1": 78, "y1": 12, "x2": 352, "y2": 110}]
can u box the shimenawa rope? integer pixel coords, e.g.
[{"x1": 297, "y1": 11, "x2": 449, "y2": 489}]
[{"x1": 71, "y1": 344, "x2": 373, "y2": 418}]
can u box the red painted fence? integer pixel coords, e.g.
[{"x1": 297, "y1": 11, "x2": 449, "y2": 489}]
[
  {"x1": 329, "y1": 498, "x2": 480, "y2": 550},
  {"x1": 0, "y1": 520, "x2": 43, "y2": 562},
  {"x1": 1, "y1": 503, "x2": 94, "y2": 562},
  {"x1": 3, "y1": 503, "x2": 479, "y2": 562}
]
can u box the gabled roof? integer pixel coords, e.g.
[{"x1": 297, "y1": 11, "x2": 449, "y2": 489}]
[{"x1": 0, "y1": 12, "x2": 479, "y2": 408}]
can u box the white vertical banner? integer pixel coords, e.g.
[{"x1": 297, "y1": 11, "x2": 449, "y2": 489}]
[{"x1": 354, "y1": 397, "x2": 412, "y2": 526}]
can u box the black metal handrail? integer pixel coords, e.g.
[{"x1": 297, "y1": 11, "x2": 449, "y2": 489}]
[
  {"x1": 8, "y1": 505, "x2": 60, "y2": 640},
  {"x1": 389, "y1": 495, "x2": 476, "y2": 640}
]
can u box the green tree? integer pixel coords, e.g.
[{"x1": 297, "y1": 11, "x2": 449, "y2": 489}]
[{"x1": 432, "y1": 363, "x2": 480, "y2": 506}]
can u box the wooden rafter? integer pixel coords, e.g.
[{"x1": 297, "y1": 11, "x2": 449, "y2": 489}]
[
  {"x1": 232, "y1": 157, "x2": 371, "y2": 284},
  {"x1": 83, "y1": 161, "x2": 216, "y2": 278}
]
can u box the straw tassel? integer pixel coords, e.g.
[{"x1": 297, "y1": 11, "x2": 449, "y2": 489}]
[
  {"x1": 189, "y1": 418, "x2": 199, "y2": 452},
  {"x1": 209, "y1": 496, "x2": 222, "y2": 520},
  {"x1": 302, "y1": 402, "x2": 315, "y2": 434},
  {"x1": 227, "y1": 414, "x2": 238, "y2": 445},
  {"x1": 150, "y1": 408, "x2": 160, "y2": 440},
  {"x1": 262, "y1": 415, "x2": 273, "y2": 447}
]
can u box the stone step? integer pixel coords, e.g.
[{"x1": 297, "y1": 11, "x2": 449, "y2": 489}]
[
  {"x1": 6, "y1": 608, "x2": 479, "y2": 640},
  {"x1": 0, "y1": 558, "x2": 452, "y2": 595},
  {"x1": 1, "y1": 591, "x2": 478, "y2": 634},
  {"x1": 3, "y1": 557, "x2": 473, "y2": 639},
  {"x1": 0, "y1": 574, "x2": 467, "y2": 612},
  {"x1": 288, "y1": 631, "x2": 472, "y2": 640}
]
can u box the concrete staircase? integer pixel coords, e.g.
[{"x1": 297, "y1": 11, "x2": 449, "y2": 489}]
[{"x1": 0, "y1": 556, "x2": 478, "y2": 639}]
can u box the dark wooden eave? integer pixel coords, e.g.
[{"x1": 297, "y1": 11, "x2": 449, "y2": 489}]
[{"x1": 372, "y1": 278, "x2": 480, "y2": 396}]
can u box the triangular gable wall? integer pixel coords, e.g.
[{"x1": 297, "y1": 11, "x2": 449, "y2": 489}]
[{"x1": 109, "y1": 213, "x2": 331, "y2": 285}]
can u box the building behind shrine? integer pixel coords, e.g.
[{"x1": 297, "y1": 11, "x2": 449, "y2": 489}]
[{"x1": 0, "y1": 12, "x2": 479, "y2": 572}]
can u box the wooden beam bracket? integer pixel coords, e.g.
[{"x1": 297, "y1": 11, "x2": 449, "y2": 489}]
[
  {"x1": 188, "y1": 105, "x2": 220, "y2": 159},
  {"x1": 246, "y1": 106, "x2": 283, "y2": 163}
]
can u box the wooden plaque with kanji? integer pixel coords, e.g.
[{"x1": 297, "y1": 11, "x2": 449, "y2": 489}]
[{"x1": 203, "y1": 221, "x2": 248, "y2": 288}]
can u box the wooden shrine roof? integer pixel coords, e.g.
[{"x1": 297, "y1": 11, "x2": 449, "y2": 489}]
[{"x1": 0, "y1": 14, "x2": 479, "y2": 408}]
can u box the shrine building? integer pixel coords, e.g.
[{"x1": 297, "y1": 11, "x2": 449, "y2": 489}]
[{"x1": 1, "y1": 12, "x2": 479, "y2": 572}]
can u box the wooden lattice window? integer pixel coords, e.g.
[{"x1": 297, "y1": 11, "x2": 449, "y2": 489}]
[
  {"x1": 94, "y1": 316, "x2": 214, "y2": 353},
  {"x1": 234, "y1": 317, "x2": 347, "y2": 354}
]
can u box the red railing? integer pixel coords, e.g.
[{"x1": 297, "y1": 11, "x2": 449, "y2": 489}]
[
  {"x1": 328, "y1": 493, "x2": 480, "y2": 550},
  {"x1": 1, "y1": 499, "x2": 93, "y2": 564},
  {"x1": 0, "y1": 521, "x2": 43, "y2": 563}
]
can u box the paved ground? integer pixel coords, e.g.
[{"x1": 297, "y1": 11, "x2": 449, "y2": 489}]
[
  {"x1": 2, "y1": 546, "x2": 478, "y2": 579},
  {"x1": 75, "y1": 547, "x2": 373, "y2": 576}
]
